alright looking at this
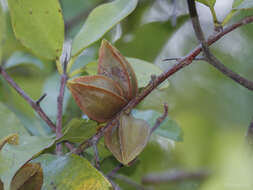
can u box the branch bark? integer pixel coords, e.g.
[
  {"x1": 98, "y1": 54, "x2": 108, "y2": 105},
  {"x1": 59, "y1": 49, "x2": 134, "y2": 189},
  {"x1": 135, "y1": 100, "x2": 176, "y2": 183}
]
[
  {"x1": 74, "y1": 14, "x2": 253, "y2": 154},
  {"x1": 150, "y1": 103, "x2": 168, "y2": 134},
  {"x1": 55, "y1": 41, "x2": 71, "y2": 155},
  {"x1": 187, "y1": 0, "x2": 253, "y2": 91},
  {"x1": 187, "y1": 0, "x2": 253, "y2": 145},
  {"x1": 0, "y1": 67, "x2": 56, "y2": 131}
]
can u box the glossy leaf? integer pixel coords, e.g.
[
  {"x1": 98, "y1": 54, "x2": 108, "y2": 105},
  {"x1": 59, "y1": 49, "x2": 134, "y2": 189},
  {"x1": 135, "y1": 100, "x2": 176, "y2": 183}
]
[
  {"x1": 98, "y1": 40, "x2": 138, "y2": 100},
  {"x1": 59, "y1": 118, "x2": 97, "y2": 143},
  {"x1": 7, "y1": 0, "x2": 64, "y2": 60},
  {"x1": 105, "y1": 114, "x2": 150, "y2": 165},
  {"x1": 132, "y1": 109, "x2": 183, "y2": 142},
  {"x1": 127, "y1": 57, "x2": 169, "y2": 89},
  {"x1": 11, "y1": 163, "x2": 43, "y2": 190},
  {"x1": 196, "y1": 0, "x2": 216, "y2": 8},
  {"x1": 5, "y1": 51, "x2": 44, "y2": 70},
  {"x1": 0, "y1": 103, "x2": 54, "y2": 190},
  {"x1": 232, "y1": 0, "x2": 244, "y2": 8},
  {"x1": 33, "y1": 154, "x2": 112, "y2": 190},
  {"x1": 0, "y1": 103, "x2": 29, "y2": 140},
  {"x1": 0, "y1": 5, "x2": 5, "y2": 62},
  {"x1": 236, "y1": 0, "x2": 253, "y2": 9},
  {"x1": 68, "y1": 80, "x2": 127, "y2": 122},
  {"x1": 71, "y1": 0, "x2": 138, "y2": 57}
]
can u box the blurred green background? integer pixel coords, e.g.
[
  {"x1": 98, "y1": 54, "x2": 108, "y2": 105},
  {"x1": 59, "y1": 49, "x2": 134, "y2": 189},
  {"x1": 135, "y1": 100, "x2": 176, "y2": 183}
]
[{"x1": 1, "y1": 0, "x2": 253, "y2": 189}]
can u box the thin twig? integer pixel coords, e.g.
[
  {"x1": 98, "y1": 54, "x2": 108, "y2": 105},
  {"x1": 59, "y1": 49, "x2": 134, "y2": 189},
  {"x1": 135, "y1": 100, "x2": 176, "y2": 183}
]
[
  {"x1": 163, "y1": 56, "x2": 206, "y2": 62},
  {"x1": 74, "y1": 15, "x2": 253, "y2": 154},
  {"x1": 0, "y1": 67, "x2": 56, "y2": 131},
  {"x1": 142, "y1": 169, "x2": 210, "y2": 185},
  {"x1": 56, "y1": 41, "x2": 72, "y2": 155},
  {"x1": 187, "y1": 0, "x2": 253, "y2": 145},
  {"x1": 151, "y1": 103, "x2": 168, "y2": 134},
  {"x1": 187, "y1": 0, "x2": 253, "y2": 91},
  {"x1": 107, "y1": 164, "x2": 124, "y2": 178},
  {"x1": 36, "y1": 93, "x2": 47, "y2": 105},
  {"x1": 111, "y1": 174, "x2": 153, "y2": 190},
  {"x1": 0, "y1": 66, "x2": 75, "y2": 152},
  {"x1": 92, "y1": 137, "x2": 100, "y2": 169}
]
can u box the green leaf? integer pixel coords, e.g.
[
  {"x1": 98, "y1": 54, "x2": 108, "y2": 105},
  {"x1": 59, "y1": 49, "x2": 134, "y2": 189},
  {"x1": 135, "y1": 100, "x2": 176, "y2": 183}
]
[
  {"x1": 5, "y1": 51, "x2": 44, "y2": 69},
  {"x1": 59, "y1": 118, "x2": 97, "y2": 143},
  {"x1": 115, "y1": 15, "x2": 189, "y2": 62},
  {"x1": 85, "y1": 137, "x2": 112, "y2": 162},
  {"x1": 41, "y1": 73, "x2": 70, "y2": 121},
  {"x1": 7, "y1": 0, "x2": 64, "y2": 60},
  {"x1": 136, "y1": 88, "x2": 170, "y2": 112},
  {"x1": 127, "y1": 57, "x2": 169, "y2": 89},
  {"x1": 132, "y1": 109, "x2": 183, "y2": 141},
  {"x1": 85, "y1": 61, "x2": 98, "y2": 75},
  {"x1": 223, "y1": 0, "x2": 253, "y2": 26},
  {"x1": 0, "y1": 103, "x2": 55, "y2": 190},
  {"x1": 71, "y1": 0, "x2": 138, "y2": 57},
  {"x1": 236, "y1": 0, "x2": 253, "y2": 9},
  {"x1": 0, "y1": 103, "x2": 28, "y2": 139},
  {"x1": 196, "y1": 0, "x2": 216, "y2": 8},
  {"x1": 33, "y1": 154, "x2": 112, "y2": 190},
  {"x1": 232, "y1": 0, "x2": 244, "y2": 8},
  {"x1": 0, "y1": 5, "x2": 5, "y2": 63},
  {"x1": 0, "y1": 135, "x2": 54, "y2": 190}
]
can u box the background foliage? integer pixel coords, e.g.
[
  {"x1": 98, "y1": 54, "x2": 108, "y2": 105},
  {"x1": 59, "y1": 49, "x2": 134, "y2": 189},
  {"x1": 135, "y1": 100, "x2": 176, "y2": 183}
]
[{"x1": 0, "y1": 0, "x2": 253, "y2": 189}]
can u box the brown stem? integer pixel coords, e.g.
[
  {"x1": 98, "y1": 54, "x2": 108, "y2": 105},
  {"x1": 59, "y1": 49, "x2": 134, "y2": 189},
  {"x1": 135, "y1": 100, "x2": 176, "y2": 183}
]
[
  {"x1": 36, "y1": 93, "x2": 47, "y2": 105},
  {"x1": 0, "y1": 66, "x2": 75, "y2": 152},
  {"x1": 75, "y1": 14, "x2": 253, "y2": 154},
  {"x1": 107, "y1": 164, "x2": 124, "y2": 178},
  {"x1": 187, "y1": 0, "x2": 253, "y2": 146},
  {"x1": 92, "y1": 137, "x2": 100, "y2": 169},
  {"x1": 187, "y1": 0, "x2": 253, "y2": 91},
  {"x1": 56, "y1": 73, "x2": 67, "y2": 154},
  {"x1": 0, "y1": 67, "x2": 56, "y2": 131},
  {"x1": 150, "y1": 103, "x2": 168, "y2": 134},
  {"x1": 142, "y1": 169, "x2": 209, "y2": 185},
  {"x1": 56, "y1": 46, "x2": 70, "y2": 154}
]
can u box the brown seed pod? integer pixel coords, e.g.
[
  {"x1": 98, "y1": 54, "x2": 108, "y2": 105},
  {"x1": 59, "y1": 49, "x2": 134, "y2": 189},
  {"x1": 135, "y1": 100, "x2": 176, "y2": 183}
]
[
  {"x1": 70, "y1": 75, "x2": 124, "y2": 97},
  {"x1": 98, "y1": 40, "x2": 138, "y2": 100},
  {"x1": 67, "y1": 76, "x2": 127, "y2": 123},
  {"x1": 104, "y1": 114, "x2": 150, "y2": 165}
]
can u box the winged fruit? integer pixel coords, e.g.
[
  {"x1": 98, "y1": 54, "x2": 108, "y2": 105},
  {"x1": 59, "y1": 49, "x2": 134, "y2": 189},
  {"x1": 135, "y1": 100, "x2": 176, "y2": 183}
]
[
  {"x1": 67, "y1": 40, "x2": 137, "y2": 122},
  {"x1": 68, "y1": 40, "x2": 150, "y2": 165},
  {"x1": 104, "y1": 114, "x2": 150, "y2": 165}
]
